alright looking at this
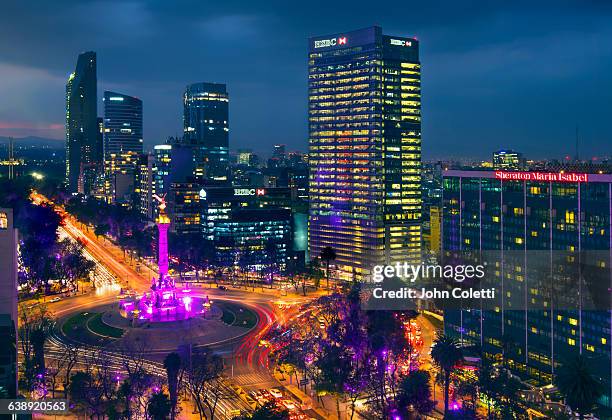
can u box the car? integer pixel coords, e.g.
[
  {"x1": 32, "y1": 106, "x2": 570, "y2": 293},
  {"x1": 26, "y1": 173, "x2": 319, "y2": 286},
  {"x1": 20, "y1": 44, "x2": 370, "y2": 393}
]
[
  {"x1": 218, "y1": 285, "x2": 227, "y2": 291},
  {"x1": 269, "y1": 388, "x2": 283, "y2": 399},
  {"x1": 49, "y1": 297, "x2": 61, "y2": 303},
  {"x1": 281, "y1": 399, "x2": 297, "y2": 411}
]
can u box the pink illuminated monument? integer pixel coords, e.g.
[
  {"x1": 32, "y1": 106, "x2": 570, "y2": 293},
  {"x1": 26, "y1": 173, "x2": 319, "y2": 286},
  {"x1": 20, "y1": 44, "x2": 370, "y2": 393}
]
[{"x1": 121, "y1": 195, "x2": 205, "y2": 322}]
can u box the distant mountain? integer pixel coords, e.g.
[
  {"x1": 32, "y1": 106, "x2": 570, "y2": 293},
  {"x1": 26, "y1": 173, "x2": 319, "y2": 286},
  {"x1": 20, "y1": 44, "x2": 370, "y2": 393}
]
[{"x1": 0, "y1": 136, "x2": 64, "y2": 148}]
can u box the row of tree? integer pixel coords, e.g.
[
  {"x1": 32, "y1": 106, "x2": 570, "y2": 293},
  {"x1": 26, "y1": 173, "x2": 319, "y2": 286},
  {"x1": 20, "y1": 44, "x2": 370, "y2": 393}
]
[{"x1": 273, "y1": 282, "x2": 605, "y2": 419}]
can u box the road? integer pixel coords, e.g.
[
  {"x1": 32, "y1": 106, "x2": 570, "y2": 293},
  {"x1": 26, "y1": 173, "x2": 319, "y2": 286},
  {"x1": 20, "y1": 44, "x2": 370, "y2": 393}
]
[{"x1": 31, "y1": 192, "x2": 320, "y2": 418}]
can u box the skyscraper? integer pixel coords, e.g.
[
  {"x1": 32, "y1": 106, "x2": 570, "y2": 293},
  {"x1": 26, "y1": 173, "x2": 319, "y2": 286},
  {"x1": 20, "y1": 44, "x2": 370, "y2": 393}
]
[
  {"x1": 65, "y1": 51, "x2": 100, "y2": 194},
  {"x1": 308, "y1": 26, "x2": 422, "y2": 280},
  {"x1": 183, "y1": 82, "x2": 229, "y2": 183},
  {"x1": 442, "y1": 169, "x2": 612, "y2": 405},
  {"x1": 103, "y1": 91, "x2": 143, "y2": 204}
]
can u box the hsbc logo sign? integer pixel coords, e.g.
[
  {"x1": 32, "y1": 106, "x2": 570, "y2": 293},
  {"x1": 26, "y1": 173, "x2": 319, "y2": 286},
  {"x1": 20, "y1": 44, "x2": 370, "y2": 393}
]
[
  {"x1": 234, "y1": 188, "x2": 266, "y2": 196},
  {"x1": 390, "y1": 38, "x2": 412, "y2": 47},
  {"x1": 314, "y1": 36, "x2": 348, "y2": 49}
]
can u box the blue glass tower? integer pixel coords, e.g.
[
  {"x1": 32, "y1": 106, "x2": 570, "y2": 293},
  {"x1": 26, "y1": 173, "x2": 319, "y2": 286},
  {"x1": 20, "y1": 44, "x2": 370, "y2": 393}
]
[{"x1": 183, "y1": 82, "x2": 229, "y2": 183}]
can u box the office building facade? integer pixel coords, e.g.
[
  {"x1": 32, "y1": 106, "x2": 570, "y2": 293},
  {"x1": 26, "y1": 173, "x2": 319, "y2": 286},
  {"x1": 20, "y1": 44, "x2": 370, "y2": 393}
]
[
  {"x1": 136, "y1": 153, "x2": 156, "y2": 219},
  {"x1": 199, "y1": 187, "x2": 294, "y2": 269},
  {"x1": 183, "y1": 83, "x2": 229, "y2": 183},
  {"x1": 0, "y1": 209, "x2": 17, "y2": 398},
  {"x1": 65, "y1": 51, "x2": 100, "y2": 194},
  {"x1": 493, "y1": 149, "x2": 526, "y2": 171},
  {"x1": 442, "y1": 169, "x2": 612, "y2": 405},
  {"x1": 103, "y1": 91, "x2": 143, "y2": 204},
  {"x1": 308, "y1": 26, "x2": 422, "y2": 280}
]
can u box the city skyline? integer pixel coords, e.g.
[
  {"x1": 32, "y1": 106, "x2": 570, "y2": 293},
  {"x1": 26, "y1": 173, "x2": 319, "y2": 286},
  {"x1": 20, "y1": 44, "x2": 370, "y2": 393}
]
[
  {"x1": 1, "y1": 3, "x2": 611, "y2": 418},
  {"x1": 1, "y1": 1, "x2": 611, "y2": 159}
]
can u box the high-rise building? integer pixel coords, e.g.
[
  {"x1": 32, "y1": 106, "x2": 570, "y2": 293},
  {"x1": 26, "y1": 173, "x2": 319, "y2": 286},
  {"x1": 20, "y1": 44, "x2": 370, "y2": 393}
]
[
  {"x1": 153, "y1": 144, "x2": 194, "y2": 198},
  {"x1": 0, "y1": 208, "x2": 17, "y2": 398},
  {"x1": 199, "y1": 187, "x2": 295, "y2": 269},
  {"x1": 493, "y1": 149, "x2": 525, "y2": 171},
  {"x1": 103, "y1": 91, "x2": 143, "y2": 204},
  {"x1": 136, "y1": 153, "x2": 156, "y2": 220},
  {"x1": 308, "y1": 26, "x2": 422, "y2": 280},
  {"x1": 428, "y1": 206, "x2": 441, "y2": 255},
  {"x1": 183, "y1": 83, "x2": 229, "y2": 183},
  {"x1": 66, "y1": 51, "x2": 100, "y2": 194},
  {"x1": 237, "y1": 149, "x2": 253, "y2": 166},
  {"x1": 168, "y1": 181, "x2": 201, "y2": 234},
  {"x1": 442, "y1": 169, "x2": 612, "y2": 405}
]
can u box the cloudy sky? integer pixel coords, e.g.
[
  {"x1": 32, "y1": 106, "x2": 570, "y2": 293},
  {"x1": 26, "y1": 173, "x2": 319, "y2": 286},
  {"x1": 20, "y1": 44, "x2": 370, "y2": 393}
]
[{"x1": 0, "y1": 0, "x2": 611, "y2": 159}]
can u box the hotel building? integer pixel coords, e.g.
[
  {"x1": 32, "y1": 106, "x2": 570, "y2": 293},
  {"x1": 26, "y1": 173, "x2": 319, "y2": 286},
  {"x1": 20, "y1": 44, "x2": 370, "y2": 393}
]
[
  {"x1": 442, "y1": 169, "x2": 612, "y2": 405},
  {"x1": 308, "y1": 26, "x2": 422, "y2": 280}
]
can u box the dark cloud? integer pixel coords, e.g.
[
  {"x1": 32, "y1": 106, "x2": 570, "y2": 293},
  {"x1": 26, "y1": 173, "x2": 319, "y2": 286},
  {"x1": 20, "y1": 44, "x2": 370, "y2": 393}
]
[{"x1": 0, "y1": 0, "x2": 610, "y2": 158}]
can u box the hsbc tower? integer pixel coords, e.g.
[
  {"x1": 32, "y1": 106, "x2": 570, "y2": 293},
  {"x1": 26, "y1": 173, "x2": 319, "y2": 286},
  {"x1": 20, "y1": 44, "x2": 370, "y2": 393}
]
[{"x1": 307, "y1": 26, "x2": 422, "y2": 281}]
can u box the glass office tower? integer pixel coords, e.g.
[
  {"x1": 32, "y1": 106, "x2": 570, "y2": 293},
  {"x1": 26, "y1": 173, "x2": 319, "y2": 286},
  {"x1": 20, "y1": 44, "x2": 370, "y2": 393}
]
[
  {"x1": 183, "y1": 82, "x2": 229, "y2": 183},
  {"x1": 65, "y1": 51, "x2": 100, "y2": 194},
  {"x1": 308, "y1": 26, "x2": 422, "y2": 281},
  {"x1": 443, "y1": 169, "x2": 612, "y2": 406},
  {"x1": 103, "y1": 91, "x2": 143, "y2": 204}
]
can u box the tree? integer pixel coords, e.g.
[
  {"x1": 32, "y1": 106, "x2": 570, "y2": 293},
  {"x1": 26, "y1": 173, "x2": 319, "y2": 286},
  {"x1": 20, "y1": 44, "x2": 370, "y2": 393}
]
[
  {"x1": 181, "y1": 347, "x2": 225, "y2": 420},
  {"x1": 306, "y1": 258, "x2": 323, "y2": 290},
  {"x1": 164, "y1": 352, "x2": 181, "y2": 419},
  {"x1": 320, "y1": 247, "x2": 336, "y2": 289},
  {"x1": 18, "y1": 303, "x2": 52, "y2": 394},
  {"x1": 396, "y1": 370, "x2": 436, "y2": 417},
  {"x1": 148, "y1": 391, "x2": 172, "y2": 420},
  {"x1": 264, "y1": 239, "x2": 279, "y2": 287},
  {"x1": 56, "y1": 238, "x2": 96, "y2": 292},
  {"x1": 555, "y1": 355, "x2": 604, "y2": 420},
  {"x1": 94, "y1": 223, "x2": 110, "y2": 239},
  {"x1": 236, "y1": 401, "x2": 289, "y2": 420},
  {"x1": 314, "y1": 343, "x2": 352, "y2": 420},
  {"x1": 430, "y1": 334, "x2": 462, "y2": 415}
]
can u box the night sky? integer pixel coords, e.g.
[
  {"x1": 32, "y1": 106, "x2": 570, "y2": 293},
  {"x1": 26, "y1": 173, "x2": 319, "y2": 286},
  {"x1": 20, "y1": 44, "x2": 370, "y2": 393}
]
[{"x1": 1, "y1": 0, "x2": 611, "y2": 159}]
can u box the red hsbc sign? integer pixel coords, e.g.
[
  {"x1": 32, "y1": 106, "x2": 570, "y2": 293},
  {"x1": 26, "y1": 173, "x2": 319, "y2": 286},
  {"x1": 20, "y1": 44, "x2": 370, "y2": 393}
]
[
  {"x1": 314, "y1": 37, "x2": 348, "y2": 48},
  {"x1": 494, "y1": 171, "x2": 589, "y2": 183}
]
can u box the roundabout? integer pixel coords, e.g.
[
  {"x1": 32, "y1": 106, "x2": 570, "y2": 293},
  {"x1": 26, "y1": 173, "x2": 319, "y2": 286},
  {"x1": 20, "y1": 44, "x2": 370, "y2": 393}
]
[{"x1": 57, "y1": 296, "x2": 259, "y2": 354}]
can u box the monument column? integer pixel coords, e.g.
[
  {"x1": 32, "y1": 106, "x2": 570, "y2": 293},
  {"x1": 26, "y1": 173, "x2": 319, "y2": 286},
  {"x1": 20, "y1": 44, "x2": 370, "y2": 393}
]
[{"x1": 155, "y1": 196, "x2": 170, "y2": 280}]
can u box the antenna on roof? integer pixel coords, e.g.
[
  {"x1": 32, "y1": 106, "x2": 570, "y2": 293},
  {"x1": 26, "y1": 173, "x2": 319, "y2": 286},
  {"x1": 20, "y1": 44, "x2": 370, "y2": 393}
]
[{"x1": 575, "y1": 125, "x2": 580, "y2": 162}]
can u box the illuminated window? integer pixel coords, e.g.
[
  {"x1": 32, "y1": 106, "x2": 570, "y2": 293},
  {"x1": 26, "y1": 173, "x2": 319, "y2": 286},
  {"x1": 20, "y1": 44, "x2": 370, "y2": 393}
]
[{"x1": 0, "y1": 212, "x2": 7, "y2": 229}]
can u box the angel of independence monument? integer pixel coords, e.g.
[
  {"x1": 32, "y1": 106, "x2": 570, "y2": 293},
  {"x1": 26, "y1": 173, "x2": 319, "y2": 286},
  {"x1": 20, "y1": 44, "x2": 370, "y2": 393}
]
[{"x1": 120, "y1": 195, "x2": 209, "y2": 322}]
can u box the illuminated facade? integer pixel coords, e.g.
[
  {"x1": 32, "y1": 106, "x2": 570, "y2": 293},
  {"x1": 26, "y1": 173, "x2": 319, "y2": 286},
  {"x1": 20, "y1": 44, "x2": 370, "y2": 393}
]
[
  {"x1": 168, "y1": 182, "x2": 201, "y2": 234},
  {"x1": 493, "y1": 149, "x2": 525, "y2": 171},
  {"x1": 442, "y1": 170, "x2": 612, "y2": 405},
  {"x1": 308, "y1": 26, "x2": 422, "y2": 280},
  {"x1": 199, "y1": 187, "x2": 294, "y2": 269},
  {"x1": 183, "y1": 83, "x2": 229, "y2": 183},
  {"x1": 103, "y1": 91, "x2": 143, "y2": 204},
  {"x1": 136, "y1": 153, "x2": 155, "y2": 219},
  {"x1": 65, "y1": 51, "x2": 100, "y2": 194}
]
